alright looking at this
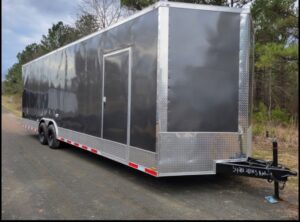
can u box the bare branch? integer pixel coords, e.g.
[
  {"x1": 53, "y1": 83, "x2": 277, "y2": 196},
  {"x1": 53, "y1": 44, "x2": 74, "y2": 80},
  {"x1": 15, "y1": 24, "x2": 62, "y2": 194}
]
[{"x1": 77, "y1": 0, "x2": 131, "y2": 30}]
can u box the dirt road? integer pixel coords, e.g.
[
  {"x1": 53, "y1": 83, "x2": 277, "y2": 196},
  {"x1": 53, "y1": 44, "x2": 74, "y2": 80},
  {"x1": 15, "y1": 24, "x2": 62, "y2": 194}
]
[{"x1": 2, "y1": 108, "x2": 298, "y2": 219}]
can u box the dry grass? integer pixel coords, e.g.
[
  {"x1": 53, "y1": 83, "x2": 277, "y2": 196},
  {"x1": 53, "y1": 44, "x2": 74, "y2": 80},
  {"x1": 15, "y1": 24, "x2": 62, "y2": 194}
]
[
  {"x1": 1, "y1": 95, "x2": 22, "y2": 117},
  {"x1": 252, "y1": 124, "x2": 299, "y2": 192}
]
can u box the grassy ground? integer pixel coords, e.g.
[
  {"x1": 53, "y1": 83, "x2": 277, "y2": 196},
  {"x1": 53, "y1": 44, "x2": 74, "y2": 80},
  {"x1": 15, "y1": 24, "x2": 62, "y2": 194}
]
[
  {"x1": 2, "y1": 94, "x2": 22, "y2": 117},
  {"x1": 252, "y1": 124, "x2": 299, "y2": 192},
  {"x1": 2, "y1": 93, "x2": 298, "y2": 192}
]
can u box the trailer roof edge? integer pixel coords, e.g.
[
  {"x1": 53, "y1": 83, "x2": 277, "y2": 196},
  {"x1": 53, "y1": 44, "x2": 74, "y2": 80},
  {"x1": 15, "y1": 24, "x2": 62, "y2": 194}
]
[
  {"x1": 22, "y1": 1, "x2": 249, "y2": 67},
  {"x1": 164, "y1": 1, "x2": 249, "y2": 14},
  {"x1": 22, "y1": 2, "x2": 161, "y2": 67}
]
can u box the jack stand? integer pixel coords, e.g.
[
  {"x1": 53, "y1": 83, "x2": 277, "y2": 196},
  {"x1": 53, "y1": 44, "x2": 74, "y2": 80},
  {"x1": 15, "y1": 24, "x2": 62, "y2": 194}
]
[{"x1": 265, "y1": 139, "x2": 280, "y2": 204}]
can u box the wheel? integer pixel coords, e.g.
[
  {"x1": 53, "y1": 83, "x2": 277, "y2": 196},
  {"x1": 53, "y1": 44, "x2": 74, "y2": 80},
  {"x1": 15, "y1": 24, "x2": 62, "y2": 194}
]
[
  {"x1": 38, "y1": 122, "x2": 48, "y2": 145},
  {"x1": 47, "y1": 124, "x2": 60, "y2": 149}
]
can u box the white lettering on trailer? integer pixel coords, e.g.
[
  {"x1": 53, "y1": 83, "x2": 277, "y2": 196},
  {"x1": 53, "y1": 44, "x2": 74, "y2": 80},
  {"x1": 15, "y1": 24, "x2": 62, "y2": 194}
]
[{"x1": 232, "y1": 165, "x2": 271, "y2": 177}]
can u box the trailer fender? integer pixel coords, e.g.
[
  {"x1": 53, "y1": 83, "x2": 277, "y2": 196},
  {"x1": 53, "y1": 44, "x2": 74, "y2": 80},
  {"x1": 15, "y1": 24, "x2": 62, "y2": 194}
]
[{"x1": 40, "y1": 118, "x2": 59, "y2": 136}]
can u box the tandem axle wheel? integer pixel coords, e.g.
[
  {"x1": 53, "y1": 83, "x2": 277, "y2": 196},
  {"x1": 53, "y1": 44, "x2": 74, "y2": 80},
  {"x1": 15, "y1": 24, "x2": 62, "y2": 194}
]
[{"x1": 38, "y1": 122, "x2": 60, "y2": 149}]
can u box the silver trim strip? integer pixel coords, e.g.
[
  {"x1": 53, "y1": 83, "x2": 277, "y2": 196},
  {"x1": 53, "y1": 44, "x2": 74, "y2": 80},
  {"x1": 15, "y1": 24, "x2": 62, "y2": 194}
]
[
  {"x1": 103, "y1": 47, "x2": 132, "y2": 57},
  {"x1": 159, "y1": 131, "x2": 240, "y2": 134},
  {"x1": 157, "y1": 6, "x2": 169, "y2": 133},
  {"x1": 215, "y1": 158, "x2": 248, "y2": 163},
  {"x1": 238, "y1": 13, "x2": 251, "y2": 157},
  {"x1": 166, "y1": 1, "x2": 250, "y2": 14},
  {"x1": 238, "y1": 13, "x2": 250, "y2": 129},
  {"x1": 158, "y1": 171, "x2": 215, "y2": 177},
  {"x1": 156, "y1": 5, "x2": 169, "y2": 172},
  {"x1": 101, "y1": 54, "x2": 105, "y2": 138},
  {"x1": 127, "y1": 48, "x2": 132, "y2": 146}
]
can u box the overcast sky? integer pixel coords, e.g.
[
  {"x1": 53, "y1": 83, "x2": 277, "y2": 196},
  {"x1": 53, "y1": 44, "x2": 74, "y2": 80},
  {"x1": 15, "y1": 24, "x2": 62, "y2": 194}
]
[
  {"x1": 2, "y1": 0, "x2": 296, "y2": 80},
  {"x1": 2, "y1": 0, "x2": 81, "y2": 79}
]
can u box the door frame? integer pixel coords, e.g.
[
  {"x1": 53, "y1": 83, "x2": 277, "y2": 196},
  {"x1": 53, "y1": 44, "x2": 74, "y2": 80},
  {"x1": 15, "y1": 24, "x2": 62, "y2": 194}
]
[{"x1": 101, "y1": 47, "x2": 132, "y2": 145}]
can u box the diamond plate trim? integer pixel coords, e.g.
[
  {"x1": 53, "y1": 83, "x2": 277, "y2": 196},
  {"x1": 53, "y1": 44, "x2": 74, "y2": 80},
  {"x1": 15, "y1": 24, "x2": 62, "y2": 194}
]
[
  {"x1": 157, "y1": 6, "x2": 169, "y2": 133},
  {"x1": 158, "y1": 132, "x2": 241, "y2": 173},
  {"x1": 246, "y1": 125, "x2": 252, "y2": 157},
  {"x1": 238, "y1": 13, "x2": 251, "y2": 155}
]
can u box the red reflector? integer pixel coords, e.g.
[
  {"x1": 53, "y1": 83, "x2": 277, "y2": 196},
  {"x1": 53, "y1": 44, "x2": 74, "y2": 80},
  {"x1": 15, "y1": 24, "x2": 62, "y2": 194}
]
[
  {"x1": 91, "y1": 148, "x2": 98, "y2": 154},
  {"x1": 82, "y1": 145, "x2": 88, "y2": 150},
  {"x1": 67, "y1": 140, "x2": 72, "y2": 144},
  {"x1": 145, "y1": 168, "x2": 157, "y2": 177},
  {"x1": 74, "y1": 143, "x2": 79, "y2": 147},
  {"x1": 129, "y1": 162, "x2": 138, "y2": 169}
]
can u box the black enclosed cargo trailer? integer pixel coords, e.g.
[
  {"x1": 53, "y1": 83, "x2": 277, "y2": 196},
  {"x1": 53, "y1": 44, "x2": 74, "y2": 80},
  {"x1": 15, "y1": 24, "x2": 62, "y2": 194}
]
[{"x1": 22, "y1": 1, "x2": 296, "y2": 189}]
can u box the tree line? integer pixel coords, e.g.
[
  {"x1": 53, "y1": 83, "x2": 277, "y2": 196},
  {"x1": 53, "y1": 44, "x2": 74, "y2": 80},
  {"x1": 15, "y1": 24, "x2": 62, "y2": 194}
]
[{"x1": 3, "y1": 0, "x2": 299, "y2": 125}]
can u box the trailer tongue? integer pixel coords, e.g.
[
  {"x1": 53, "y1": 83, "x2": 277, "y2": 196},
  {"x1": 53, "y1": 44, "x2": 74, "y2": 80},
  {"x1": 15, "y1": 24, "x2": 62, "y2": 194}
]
[
  {"x1": 217, "y1": 157, "x2": 297, "y2": 183},
  {"x1": 216, "y1": 140, "x2": 297, "y2": 201}
]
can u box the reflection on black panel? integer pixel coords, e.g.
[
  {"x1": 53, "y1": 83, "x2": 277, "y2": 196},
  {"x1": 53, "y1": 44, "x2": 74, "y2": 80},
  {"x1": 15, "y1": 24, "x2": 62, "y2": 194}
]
[
  {"x1": 22, "y1": 10, "x2": 158, "y2": 151},
  {"x1": 168, "y1": 8, "x2": 240, "y2": 132}
]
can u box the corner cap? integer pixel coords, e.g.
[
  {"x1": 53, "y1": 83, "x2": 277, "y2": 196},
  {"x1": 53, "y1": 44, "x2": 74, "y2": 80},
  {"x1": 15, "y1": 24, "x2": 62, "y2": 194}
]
[
  {"x1": 156, "y1": 1, "x2": 170, "y2": 7},
  {"x1": 241, "y1": 7, "x2": 251, "y2": 14}
]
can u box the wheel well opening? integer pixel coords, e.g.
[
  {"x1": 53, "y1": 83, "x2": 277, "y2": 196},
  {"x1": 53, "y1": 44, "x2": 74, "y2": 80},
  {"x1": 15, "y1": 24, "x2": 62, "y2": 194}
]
[
  {"x1": 39, "y1": 120, "x2": 45, "y2": 125},
  {"x1": 47, "y1": 121, "x2": 57, "y2": 135}
]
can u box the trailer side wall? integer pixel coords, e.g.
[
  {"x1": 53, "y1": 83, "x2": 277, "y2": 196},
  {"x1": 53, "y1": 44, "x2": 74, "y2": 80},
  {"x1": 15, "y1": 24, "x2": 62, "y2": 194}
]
[{"x1": 22, "y1": 10, "x2": 158, "y2": 152}]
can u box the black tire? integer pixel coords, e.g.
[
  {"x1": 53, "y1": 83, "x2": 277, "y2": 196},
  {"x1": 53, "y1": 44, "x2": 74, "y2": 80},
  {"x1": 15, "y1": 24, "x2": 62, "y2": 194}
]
[
  {"x1": 47, "y1": 124, "x2": 60, "y2": 149},
  {"x1": 38, "y1": 122, "x2": 48, "y2": 145}
]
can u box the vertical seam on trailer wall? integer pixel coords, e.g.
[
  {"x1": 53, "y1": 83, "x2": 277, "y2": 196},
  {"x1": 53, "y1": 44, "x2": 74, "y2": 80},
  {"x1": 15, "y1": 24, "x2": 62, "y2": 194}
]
[
  {"x1": 247, "y1": 16, "x2": 255, "y2": 157},
  {"x1": 156, "y1": 6, "x2": 161, "y2": 172},
  {"x1": 101, "y1": 51, "x2": 105, "y2": 139},
  {"x1": 238, "y1": 13, "x2": 251, "y2": 157},
  {"x1": 126, "y1": 48, "x2": 132, "y2": 161},
  {"x1": 157, "y1": 4, "x2": 169, "y2": 172},
  {"x1": 160, "y1": 5, "x2": 169, "y2": 133}
]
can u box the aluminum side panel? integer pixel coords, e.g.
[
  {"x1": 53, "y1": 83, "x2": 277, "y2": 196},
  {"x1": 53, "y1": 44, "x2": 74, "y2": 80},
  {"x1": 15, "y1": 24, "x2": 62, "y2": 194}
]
[
  {"x1": 21, "y1": 118, "x2": 157, "y2": 171},
  {"x1": 158, "y1": 132, "x2": 242, "y2": 173},
  {"x1": 57, "y1": 126, "x2": 157, "y2": 170}
]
